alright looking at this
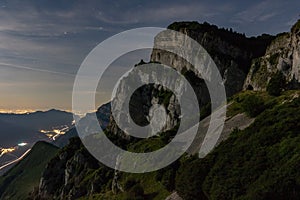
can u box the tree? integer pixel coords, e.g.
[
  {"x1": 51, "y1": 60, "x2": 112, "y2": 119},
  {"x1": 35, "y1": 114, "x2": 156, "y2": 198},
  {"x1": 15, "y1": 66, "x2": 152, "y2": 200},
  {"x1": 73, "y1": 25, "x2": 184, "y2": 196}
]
[
  {"x1": 128, "y1": 183, "x2": 144, "y2": 199},
  {"x1": 267, "y1": 71, "x2": 285, "y2": 96},
  {"x1": 241, "y1": 95, "x2": 265, "y2": 117}
]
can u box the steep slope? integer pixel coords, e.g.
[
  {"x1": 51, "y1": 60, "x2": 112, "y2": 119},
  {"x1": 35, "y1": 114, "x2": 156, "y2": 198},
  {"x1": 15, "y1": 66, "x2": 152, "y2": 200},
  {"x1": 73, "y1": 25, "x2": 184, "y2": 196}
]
[
  {"x1": 244, "y1": 20, "x2": 300, "y2": 90},
  {"x1": 33, "y1": 91, "x2": 300, "y2": 200},
  {"x1": 33, "y1": 134, "x2": 177, "y2": 200},
  {"x1": 152, "y1": 21, "x2": 274, "y2": 97},
  {"x1": 0, "y1": 141, "x2": 59, "y2": 200},
  {"x1": 35, "y1": 137, "x2": 114, "y2": 199},
  {"x1": 176, "y1": 90, "x2": 300, "y2": 200},
  {"x1": 107, "y1": 21, "x2": 273, "y2": 139}
]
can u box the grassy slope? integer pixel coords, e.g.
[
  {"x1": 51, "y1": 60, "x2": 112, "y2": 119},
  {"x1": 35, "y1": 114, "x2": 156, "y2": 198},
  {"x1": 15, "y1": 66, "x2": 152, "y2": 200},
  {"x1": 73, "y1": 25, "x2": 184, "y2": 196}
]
[
  {"x1": 176, "y1": 90, "x2": 300, "y2": 200},
  {"x1": 86, "y1": 173, "x2": 170, "y2": 200},
  {"x1": 2, "y1": 90, "x2": 299, "y2": 200},
  {"x1": 0, "y1": 141, "x2": 59, "y2": 200},
  {"x1": 77, "y1": 137, "x2": 172, "y2": 200},
  {"x1": 61, "y1": 90, "x2": 300, "y2": 200}
]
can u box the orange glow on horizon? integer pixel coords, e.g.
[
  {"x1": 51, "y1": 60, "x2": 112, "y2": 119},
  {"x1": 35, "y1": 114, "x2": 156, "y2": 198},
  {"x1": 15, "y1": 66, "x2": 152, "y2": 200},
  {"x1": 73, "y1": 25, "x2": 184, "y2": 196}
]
[
  {"x1": 0, "y1": 108, "x2": 73, "y2": 114},
  {"x1": 0, "y1": 109, "x2": 36, "y2": 114}
]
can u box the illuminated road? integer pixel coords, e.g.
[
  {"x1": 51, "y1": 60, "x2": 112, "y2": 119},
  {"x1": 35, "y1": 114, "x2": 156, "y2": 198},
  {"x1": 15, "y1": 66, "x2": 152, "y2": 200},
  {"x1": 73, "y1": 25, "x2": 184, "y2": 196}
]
[
  {"x1": 0, "y1": 149, "x2": 31, "y2": 170},
  {"x1": 40, "y1": 126, "x2": 69, "y2": 140}
]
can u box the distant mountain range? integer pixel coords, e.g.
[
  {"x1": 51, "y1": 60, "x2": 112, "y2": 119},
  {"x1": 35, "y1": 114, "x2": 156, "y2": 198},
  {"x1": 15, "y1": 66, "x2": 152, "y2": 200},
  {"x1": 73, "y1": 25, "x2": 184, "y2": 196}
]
[
  {"x1": 0, "y1": 109, "x2": 74, "y2": 146},
  {"x1": 0, "y1": 109, "x2": 74, "y2": 174}
]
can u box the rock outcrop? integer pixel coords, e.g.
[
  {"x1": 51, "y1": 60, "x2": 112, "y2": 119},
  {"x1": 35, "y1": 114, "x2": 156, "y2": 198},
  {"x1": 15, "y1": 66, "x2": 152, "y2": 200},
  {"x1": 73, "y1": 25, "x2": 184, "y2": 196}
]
[
  {"x1": 36, "y1": 138, "x2": 113, "y2": 200},
  {"x1": 152, "y1": 21, "x2": 273, "y2": 97},
  {"x1": 107, "y1": 21, "x2": 273, "y2": 137},
  {"x1": 244, "y1": 20, "x2": 300, "y2": 90}
]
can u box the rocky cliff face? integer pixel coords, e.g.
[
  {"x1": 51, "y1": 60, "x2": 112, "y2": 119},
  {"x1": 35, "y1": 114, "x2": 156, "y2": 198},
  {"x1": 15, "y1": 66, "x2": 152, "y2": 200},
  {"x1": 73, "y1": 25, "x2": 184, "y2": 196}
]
[
  {"x1": 35, "y1": 138, "x2": 114, "y2": 200},
  {"x1": 107, "y1": 79, "x2": 182, "y2": 139},
  {"x1": 107, "y1": 21, "x2": 273, "y2": 137},
  {"x1": 151, "y1": 22, "x2": 273, "y2": 97},
  {"x1": 244, "y1": 20, "x2": 300, "y2": 90}
]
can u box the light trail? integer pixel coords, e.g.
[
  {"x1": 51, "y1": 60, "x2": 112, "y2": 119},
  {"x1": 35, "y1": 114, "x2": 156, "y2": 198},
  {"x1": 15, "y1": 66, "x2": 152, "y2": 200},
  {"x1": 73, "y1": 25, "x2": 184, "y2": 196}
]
[
  {"x1": 0, "y1": 142, "x2": 28, "y2": 157},
  {"x1": 0, "y1": 149, "x2": 31, "y2": 170}
]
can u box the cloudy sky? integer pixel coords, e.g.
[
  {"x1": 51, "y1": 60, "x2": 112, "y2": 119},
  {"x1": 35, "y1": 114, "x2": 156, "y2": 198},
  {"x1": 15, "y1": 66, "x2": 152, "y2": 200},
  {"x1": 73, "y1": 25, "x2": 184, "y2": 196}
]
[{"x1": 0, "y1": 0, "x2": 299, "y2": 112}]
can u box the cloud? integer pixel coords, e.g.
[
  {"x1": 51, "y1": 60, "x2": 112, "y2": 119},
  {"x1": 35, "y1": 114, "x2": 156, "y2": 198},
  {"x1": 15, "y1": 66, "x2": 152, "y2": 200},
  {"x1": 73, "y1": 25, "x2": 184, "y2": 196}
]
[
  {"x1": 0, "y1": 62, "x2": 75, "y2": 77},
  {"x1": 231, "y1": 0, "x2": 281, "y2": 23},
  {"x1": 93, "y1": 2, "x2": 234, "y2": 26}
]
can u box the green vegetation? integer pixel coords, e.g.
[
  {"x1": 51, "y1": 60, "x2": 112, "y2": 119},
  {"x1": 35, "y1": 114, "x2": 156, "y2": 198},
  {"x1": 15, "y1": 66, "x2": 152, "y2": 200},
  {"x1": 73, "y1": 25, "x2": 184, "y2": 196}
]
[
  {"x1": 0, "y1": 142, "x2": 59, "y2": 200},
  {"x1": 83, "y1": 90, "x2": 300, "y2": 199},
  {"x1": 269, "y1": 53, "x2": 279, "y2": 65},
  {"x1": 127, "y1": 183, "x2": 144, "y2": 199},
  {"x1": 251, "y1": 62, "x2": 271, "y2": 89},
  {"x1": 267, "y1": 71, "x2": 286, "y2": 96},
  {"x1": 200, "y1": 102, "x2": 211, "y2": 119},
  {"x1": 227, "y1": 91, "x2": 268, "y2": 117},
  {"x1": 241, "y1": 94, "x2": 265, "y2": 117},
  {"x1": 227, "y1": 90, "x2": 300, "y2": 117},
  {"x1": 168, "y1": 21, "x2": 274, "y2": 59},
  {"x1": 3, "y1": 91, "x2": 300, "y2": 200},
  {"x1": 157, "y1": 89, "x2": 173, "y2": 107},
  {"x1": 176, "y1": 91, "x2": 300, "y2": 200},
  {"x1": 128, "y1": 137, "x2": 165, "y2": 153}
]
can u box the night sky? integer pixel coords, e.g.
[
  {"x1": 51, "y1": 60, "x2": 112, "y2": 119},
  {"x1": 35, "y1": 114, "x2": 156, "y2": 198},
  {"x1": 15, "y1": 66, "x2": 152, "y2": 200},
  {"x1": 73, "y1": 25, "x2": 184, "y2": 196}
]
[{"x1": 0, "y1": 0, "x2": 299, "y2": 112}]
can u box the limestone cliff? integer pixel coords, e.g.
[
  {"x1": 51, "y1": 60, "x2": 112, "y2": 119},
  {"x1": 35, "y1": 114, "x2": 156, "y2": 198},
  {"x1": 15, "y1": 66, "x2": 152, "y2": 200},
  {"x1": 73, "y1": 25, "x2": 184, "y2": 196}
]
[
  {"x1": 244, "y1": 20, "x2": 300, "y2": 90},
  {"x1": 35, "y1": 138, "x2": 114, "y2": 200},
  {"x1": 152, "y1": 21, "x2": 273, "y2": 97},
  {"x1": 107, "y1": 21, "x2": 273, "y2": 137}
]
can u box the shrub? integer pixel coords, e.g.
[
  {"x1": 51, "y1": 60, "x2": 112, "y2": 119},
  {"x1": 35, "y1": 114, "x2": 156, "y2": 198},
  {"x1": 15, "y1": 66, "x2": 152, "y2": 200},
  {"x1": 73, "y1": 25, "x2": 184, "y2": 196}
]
[
  {"x1": 267, "y1": 71, "x2": 285, "y2": 96},
  {"x1": 200, "y1": 102, "x2": 211, "y2": 119},
  {"x1": 176, "y1": 159, "x2": 209, "y2": 200},
  {"x1": 123, "y1": 178, "x2": 138, "y2": 191},
  {"x1": 127, "y1": 183, "x2": 144, "y2": 199},
  {"x1": 269, "y1": 53, "x2": 279, "y2": 65},
  {"x1": 241, "y1": 95, "x2": 265, "y2": 117}
]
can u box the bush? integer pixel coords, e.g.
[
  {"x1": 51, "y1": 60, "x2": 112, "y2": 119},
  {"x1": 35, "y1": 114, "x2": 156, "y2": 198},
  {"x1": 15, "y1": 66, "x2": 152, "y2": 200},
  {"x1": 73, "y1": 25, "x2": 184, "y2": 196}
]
[
  {"x1": 241, "y1": 95, "x2": 265, "y2": 117},
  {"x1": 269, "y1": 53, "x2": 279, "y2": 65},
  {"x1": 123, "y1": 178, "x2": 138, "y2": 191},
  {"x1": 127, "y1": 183, "x2": 144, "y2": 199},
  {"x1": 176, "y1": 97, "x2": 300, "y2": 199},
  {"x1": 200, "y1": 102, "x2": 211, "y2": 119},
  {"x1": 267, "y1": 71, "x2": 285, "y2": 96},
  {"x1": 176, "y1": 159, "x2": 209, "y2": 200}
]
